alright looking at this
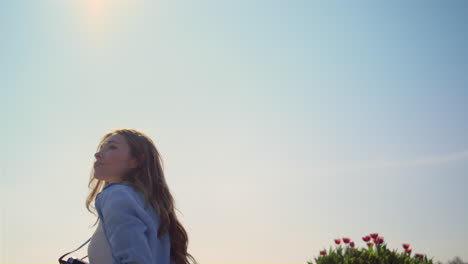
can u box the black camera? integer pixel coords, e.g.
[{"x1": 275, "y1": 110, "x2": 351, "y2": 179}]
[
  {"x1": 58, "y1": 237, "x2": 91, "y2": 264},
  {"x1": 59, "y1": 257, "x2": 89, "y2": 264}
]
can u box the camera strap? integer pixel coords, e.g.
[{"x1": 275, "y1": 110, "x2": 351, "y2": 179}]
[{"x1": 58, "y1": 236, "x2": 92, "y2": 262}]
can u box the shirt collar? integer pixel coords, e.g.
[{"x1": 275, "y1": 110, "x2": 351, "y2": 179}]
[{"x1": 102, "y1": 181, "x2": 131, "y2": 191}]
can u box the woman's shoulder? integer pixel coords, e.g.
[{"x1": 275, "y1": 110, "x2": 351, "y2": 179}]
[
  {"x1": 102, "y1": 181, "x2": 133, "y2": 192},
  {"x1": 95, "y1": 182, "x2": 155, "y2": 225},
  {"x1": 96, "y1": 182, "x2": 144, "y2": 207}
]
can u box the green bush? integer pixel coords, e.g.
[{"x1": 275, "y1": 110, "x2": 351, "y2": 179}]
[{"x1": 308, "y1": 233, "x2": 434, "y2": 264}]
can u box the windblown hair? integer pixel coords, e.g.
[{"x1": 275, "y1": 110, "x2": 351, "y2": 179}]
[{"x1": 85, "y1": 128, "x2": 197, "y2": 264}]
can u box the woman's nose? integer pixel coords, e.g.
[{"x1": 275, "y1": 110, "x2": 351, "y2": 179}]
[{"x1": 95, "y1": 152, "x2": 102, "y2": 159}]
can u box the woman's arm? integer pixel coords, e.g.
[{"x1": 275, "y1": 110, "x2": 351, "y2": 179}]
[{"x1": 96, "y1": 187, "x2": 153, "y2": 264}]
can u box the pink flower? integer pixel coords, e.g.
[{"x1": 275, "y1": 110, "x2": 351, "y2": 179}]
[
  {"x1": 320, "y1": 250, "x2": 326, "y2": 255},
  {"x1": 334, "y1": 238, "x2": 341, "y2": 244},
  {"x1": 350, "y1": 241, "x2": 355, "y2": 248},
  {"x1": 367, "y1": 242, "x2": 374, "y2": 247},
  {"x1": 375, "y1": 236, "x2": 384, "y2": 244},
  {"x1": 362, "y1": 236, "x2": 371, "y2": 242},
  {"x1": 406, "y1": 248, "x2": 412, "y2": 254},
  {"x1": 343, "y1": 237, "x2": 351, "y2": 244},
  {"x1": 402, "y1": 243, "x2": 410, "y2": 249},
  {"x1": 370, "y1": 233, "x2": 379, "y2": 239}
]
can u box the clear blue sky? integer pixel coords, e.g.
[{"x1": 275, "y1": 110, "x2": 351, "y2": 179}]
[{"x1": 1, "y1": 0, "x2": 467, "y2": 263}]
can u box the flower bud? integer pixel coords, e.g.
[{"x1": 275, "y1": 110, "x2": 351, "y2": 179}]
[
  {"x1": 334, "y1": 238, "x2": 341, "y2": 244},
  {"x1": 402, "y1": 243, "x2": 410, "y2": 249},
  {"x1": 375, "y1": 236, "x2": 384, "y2": 244},
  {"x1": 362, "y1": 236, "x2": 371, "y2": 242},
  {"x1": 320, "y1": 250, "x2": 326, "y2": 255},
  {"x1": 370, "y1": 233, "x2": 379, "y2": 239},
  {"x1": 343, "y1": 237, "x2": 350, "y2": 244},
  {"x1": 406, "y1": 248, "x2": 412, "y2": 254},
  {"x1": 350, "y1": 241, "x2": 355, "y2": 248}
]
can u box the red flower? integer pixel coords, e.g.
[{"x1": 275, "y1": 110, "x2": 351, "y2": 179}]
[
  {"x1": 334, "y1": 238, "x2": 341, "y2": 244},
  {"x1": 402, "y1": 243, "x2": 410, "y2": 249},
  {"x1": 350, "y1": 241, "x2": 355, "y2": 248},
  {"x1": 375, "y1": 236, "x2": 384, "y2": 244},
  {"x1": 343, "y1": 237, "x2": 351, "y2": 244},
  {"x1": 367, "y1": 242, "x2": 374, "y2": 247},
  {"x1": 415, "y1": 253, "x2": 424, "y2": 258},
  {"x1": 370, "y1": 233, "x2": 379, "y2": 239},
  {"x1": 320, "y1": 250, "x2": 326, "y2": 255},
  {"x1": 362, "y1": 236, "x2": 371, "y2": 242},
  {"x1": 406, "y1": 248, "x2": 412, "y2": 254}
]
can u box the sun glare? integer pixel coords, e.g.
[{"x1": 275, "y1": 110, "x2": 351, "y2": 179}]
[{"x1": 86, "y1": 0, "x2": 108, "y2": 22}]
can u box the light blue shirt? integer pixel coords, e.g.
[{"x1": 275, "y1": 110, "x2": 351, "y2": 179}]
[{"x1": 95, "y1": 182, "x2": 175, "y2": 264}]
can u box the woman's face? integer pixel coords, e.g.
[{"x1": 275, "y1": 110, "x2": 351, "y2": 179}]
[{"x1": 93, "y1": 133, "x2": 137, "y2": 183}]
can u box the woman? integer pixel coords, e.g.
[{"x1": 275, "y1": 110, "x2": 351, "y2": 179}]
[{"x1": 85, "y1": 128, "x2": 197, "y2": 264}]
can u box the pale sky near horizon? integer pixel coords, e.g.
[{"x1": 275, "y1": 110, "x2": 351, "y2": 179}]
[{"x1": 1, "y1": 0, "x2": 467, "y2": 263}]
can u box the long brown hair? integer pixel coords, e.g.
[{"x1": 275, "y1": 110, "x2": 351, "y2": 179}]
[{"x1": 85, "y1": 128, "x2": 198, "y2": 264}]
